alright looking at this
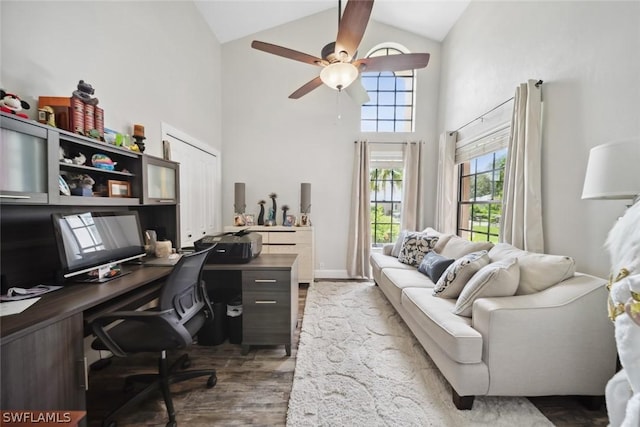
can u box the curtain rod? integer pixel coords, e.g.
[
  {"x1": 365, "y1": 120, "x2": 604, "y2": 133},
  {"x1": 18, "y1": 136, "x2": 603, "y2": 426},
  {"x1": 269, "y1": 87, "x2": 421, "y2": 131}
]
[
  {"x1": 354, "y1": 141, "x2": 424, "y2": 144},
  {"x1": 449, "y1": 79, "x2": 543, "y2": 136}
]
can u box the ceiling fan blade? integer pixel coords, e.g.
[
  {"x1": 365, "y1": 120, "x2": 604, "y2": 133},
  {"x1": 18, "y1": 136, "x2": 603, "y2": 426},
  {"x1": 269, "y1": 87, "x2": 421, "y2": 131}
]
[
  {"x1": 345, "y1": 77, "x2": 370, "y2": 105},
  {"x1": 354, "y1": 53, "x2": 431, "y2": 73},
  {"x1": 335, "y1": 0, "x2": 374, "y2": 60},
  {"x1": 252, "y1": 40, "x2": 325, "y2": 66},
  {"x1": 289, "y1": 76, "x2": 324, "y2": 99}
]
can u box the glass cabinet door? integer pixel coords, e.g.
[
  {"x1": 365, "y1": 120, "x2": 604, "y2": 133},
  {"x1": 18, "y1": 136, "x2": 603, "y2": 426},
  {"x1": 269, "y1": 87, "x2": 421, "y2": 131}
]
[
  {"x1": 0, "y1": 117, "x2": 49, "y2": 204},
  {"x1": 143, "y1": 155, "x2": 179, "y2": 204}
]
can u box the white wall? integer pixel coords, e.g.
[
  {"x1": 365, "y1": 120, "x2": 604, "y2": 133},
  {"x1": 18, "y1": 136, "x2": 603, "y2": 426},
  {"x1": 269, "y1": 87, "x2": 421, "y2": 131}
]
[
  {"x1": 221, "y1": 8, "x2": 441, "y2": 277},
  {"x1": 0, "y1": 1, "x2": 222, "y2": 157},
  {"x1": 438, "y1": 1, "x2": 640, "y2": 278}
]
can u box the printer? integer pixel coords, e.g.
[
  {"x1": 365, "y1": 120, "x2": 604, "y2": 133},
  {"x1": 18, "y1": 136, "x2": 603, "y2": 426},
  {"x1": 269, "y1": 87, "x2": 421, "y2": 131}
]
[{"x1": 194, "y1": 230, "x2": 262, "y2": 264}]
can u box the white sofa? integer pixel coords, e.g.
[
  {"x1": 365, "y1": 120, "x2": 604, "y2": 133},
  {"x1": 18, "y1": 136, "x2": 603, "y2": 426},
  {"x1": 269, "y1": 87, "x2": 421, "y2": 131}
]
[{"x1": 370, "y1": 227, "x2": 617, "y2": 409}]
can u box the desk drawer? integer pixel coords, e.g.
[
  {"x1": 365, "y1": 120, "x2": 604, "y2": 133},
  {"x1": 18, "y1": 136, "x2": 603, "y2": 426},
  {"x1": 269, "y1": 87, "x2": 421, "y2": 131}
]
[{"x1": 242, "y1": 270, "x2": 290, "y2": 286}]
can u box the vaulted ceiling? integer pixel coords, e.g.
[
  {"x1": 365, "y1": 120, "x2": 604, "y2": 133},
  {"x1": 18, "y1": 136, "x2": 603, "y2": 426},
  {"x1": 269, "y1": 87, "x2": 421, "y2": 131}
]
[{"x1": 194, "y1": 0, "x2": 470, "y2": 44}]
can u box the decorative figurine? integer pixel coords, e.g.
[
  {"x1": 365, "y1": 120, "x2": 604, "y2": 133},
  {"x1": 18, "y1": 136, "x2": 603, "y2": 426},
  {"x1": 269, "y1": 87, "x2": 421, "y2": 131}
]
[
  {"x1": 266, "y1": 193, "x2": 277, "y2": 226},
  {"x1": 0, "y1": 89, "x2": 30, "y2": 118},
  {"x1": 281, "y1": 204, "x2": 289, "y2": 226},
  {"x1": 257, "y1": 200, "x2": 266, "y2": 225},
  {"x1": 132, "y1": 124, "x2": 146, "y2": 152}
]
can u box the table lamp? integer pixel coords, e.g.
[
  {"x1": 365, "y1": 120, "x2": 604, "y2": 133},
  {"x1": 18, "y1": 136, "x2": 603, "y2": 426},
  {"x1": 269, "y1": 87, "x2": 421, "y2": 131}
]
[{"x1": 581, "y1": 138, "x2": 640, "y2": 205}]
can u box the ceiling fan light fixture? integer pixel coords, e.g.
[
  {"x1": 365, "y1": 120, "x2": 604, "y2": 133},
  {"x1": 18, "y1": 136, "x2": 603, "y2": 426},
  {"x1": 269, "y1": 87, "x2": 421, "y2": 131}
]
[{"x1": 320, "y1": 62, "x2": 358, "y2": 91}]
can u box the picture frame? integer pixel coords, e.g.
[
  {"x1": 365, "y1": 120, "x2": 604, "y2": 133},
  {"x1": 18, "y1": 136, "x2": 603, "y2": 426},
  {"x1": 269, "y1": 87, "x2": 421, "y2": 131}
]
[
  {"x1": 300, "y1": 214, "x2": 311, "y2": 227},
  {"x1": 244, "y1": 214, "x2": 255, "y2": 226},
  {"x1": 107, "y1": 180, "x2": 131, "y2": 197},
  {"x1": 284, "y1": 214, "x2": 296, "y2": 227}
]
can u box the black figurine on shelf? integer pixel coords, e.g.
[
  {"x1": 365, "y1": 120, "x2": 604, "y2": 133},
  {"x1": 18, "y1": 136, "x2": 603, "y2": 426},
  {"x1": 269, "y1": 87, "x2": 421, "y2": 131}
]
[
  {"x1": 281, "y1": 204, "x2": 289, "y2": 226},
  {"x1": 257, "y1": 200, "x2": 266, "y2": 225}
]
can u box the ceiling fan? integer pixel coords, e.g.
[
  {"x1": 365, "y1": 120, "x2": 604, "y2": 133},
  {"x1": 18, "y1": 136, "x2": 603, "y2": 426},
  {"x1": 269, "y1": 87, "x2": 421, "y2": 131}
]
[{"x1": 251, "y1": 0, "x2": 430, "y2": 104}]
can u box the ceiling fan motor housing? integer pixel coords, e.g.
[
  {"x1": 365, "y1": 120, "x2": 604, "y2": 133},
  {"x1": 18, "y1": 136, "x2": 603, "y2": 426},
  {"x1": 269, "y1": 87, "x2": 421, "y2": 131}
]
[{"x1": 322, "y1": 42, "x2": 349, "y2": 63}]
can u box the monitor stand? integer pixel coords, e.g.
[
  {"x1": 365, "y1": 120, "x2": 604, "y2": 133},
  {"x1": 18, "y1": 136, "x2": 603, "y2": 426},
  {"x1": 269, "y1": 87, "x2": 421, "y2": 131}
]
[{"x1": 72, "y1": 264, "x2": 131, "y2": 284}]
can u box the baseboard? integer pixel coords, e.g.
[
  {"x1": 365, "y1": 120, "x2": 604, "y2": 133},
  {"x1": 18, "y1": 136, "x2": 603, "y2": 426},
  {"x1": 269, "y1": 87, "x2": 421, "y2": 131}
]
[{"x1": 314, "y1": 269, "x2": 350, "y2": 280}]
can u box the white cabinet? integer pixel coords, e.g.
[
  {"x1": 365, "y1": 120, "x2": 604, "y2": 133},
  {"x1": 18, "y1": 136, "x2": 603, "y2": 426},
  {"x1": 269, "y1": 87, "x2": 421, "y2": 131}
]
[{"x1": 224, "y1": 226, "x2": 315, "y2": 283}]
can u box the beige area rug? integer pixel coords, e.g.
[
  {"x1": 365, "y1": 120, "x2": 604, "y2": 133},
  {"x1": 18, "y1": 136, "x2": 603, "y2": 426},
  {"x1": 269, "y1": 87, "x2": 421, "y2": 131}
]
[{"x1": 286, "y1": 281, "x2": 553, "y2": 427}]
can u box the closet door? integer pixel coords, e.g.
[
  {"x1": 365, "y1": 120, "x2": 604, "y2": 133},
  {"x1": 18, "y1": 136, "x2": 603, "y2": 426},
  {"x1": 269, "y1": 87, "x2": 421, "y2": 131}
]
[{"x1": 163, "y1": 125, "x2": 221, "y2": 249}]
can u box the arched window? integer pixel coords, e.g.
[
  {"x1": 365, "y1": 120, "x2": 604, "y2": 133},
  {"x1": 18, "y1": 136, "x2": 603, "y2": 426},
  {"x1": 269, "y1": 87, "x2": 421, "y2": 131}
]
[{"x1": 361, "y1": 44, "x2": 416, "y2": 133}]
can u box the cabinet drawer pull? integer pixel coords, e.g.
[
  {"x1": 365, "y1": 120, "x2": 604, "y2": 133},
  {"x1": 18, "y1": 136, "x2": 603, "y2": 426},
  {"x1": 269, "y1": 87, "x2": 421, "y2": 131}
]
[
  {"x1": 156, "y1": 199, "x2": 174, "y2": 203},
  {"x1": 0, "y1": 194, "x2": 31, "y2": 199},
  {"x1": 255, "y1": 300, "x2": 277, "y2": 304},
  {"x1": 77, "y1": 357, "x2": 88, "y2": 390},
  {"x1": 254, "y1": 279, "x2": 277, "y2": 283}
]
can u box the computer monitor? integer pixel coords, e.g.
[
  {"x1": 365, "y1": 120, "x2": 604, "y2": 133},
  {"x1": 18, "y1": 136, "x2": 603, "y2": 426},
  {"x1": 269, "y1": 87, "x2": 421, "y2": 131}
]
[{"x1": 52, "y1": 210, "x2": 146, "y2": 282}]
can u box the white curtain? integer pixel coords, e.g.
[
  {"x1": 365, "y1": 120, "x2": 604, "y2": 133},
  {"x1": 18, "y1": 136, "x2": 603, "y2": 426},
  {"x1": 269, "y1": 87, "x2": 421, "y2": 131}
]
[
  {"x1": 347, "y1": 141, "x2": 372, "y2": 279},
  {"x1": 401, "y1": 141, "x2": 422, "y2": 231},
  {"x1": 500, "y1": 79, "x2": 544, "y2": 252},
  {"x1": 434, "y1": 131, "x2": 458, "y2": 234}
]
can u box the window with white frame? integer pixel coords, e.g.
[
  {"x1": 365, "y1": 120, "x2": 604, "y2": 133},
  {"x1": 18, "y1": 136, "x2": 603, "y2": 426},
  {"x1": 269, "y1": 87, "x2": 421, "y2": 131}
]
[
  {"x1": 455, "y1": 124, "x2": 510, "y2": 242},
  {"x1": 361, "y1": 45, "x2": 415, "y2": 132}
]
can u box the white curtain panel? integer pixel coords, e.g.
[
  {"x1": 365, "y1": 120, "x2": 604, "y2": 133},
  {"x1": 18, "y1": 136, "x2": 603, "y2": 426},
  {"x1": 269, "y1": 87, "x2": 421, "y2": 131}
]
[
  {"x1": 435, "y1": 131, "x2": 458, "y2": 234},
  {"x1": 401, "y1": 141, "x2": 423, "y2": 231},
  {"x1": 500, "y1": 79, "x2": 544, "y2": 252},
  {"x1": 347, "y1": 141, "x2": 372, "y2": 279}
]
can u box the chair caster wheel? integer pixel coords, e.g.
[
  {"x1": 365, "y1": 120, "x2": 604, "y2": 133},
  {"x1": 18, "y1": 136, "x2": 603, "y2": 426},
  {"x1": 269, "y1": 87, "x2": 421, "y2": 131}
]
[
  {"x1": 207, "y1": 374, "x2": 217, "y2": 388},
  {"x1": 181, "y1": 358, "x2": 191, "y2": 370},
  {"x1": 166, "y1": 421, "x2": 177, "y2": 427}
]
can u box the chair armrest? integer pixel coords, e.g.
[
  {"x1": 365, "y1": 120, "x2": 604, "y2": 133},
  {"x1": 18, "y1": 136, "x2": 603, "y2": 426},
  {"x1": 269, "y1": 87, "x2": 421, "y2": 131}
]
[
  {"x1": 471, "y1": 273, "x2": 616, "y2": 395},
  {"x1": 91, "y1": 309, "x2": 193, "y2": 357}
]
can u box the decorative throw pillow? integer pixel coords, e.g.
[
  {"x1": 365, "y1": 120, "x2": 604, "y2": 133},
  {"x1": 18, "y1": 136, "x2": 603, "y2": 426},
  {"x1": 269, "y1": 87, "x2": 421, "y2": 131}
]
[
  {"x1": 488, "y1": 243, "x2": 576, "y2": 295},
  {"x1": 397, "y1": 232, "x2": 439, "y2": 266},
  {"x1": 391, "y1": 230, "x2": 408, "y2": 258},
  {"x1": 439, "y1": 235, "x2": 494, "y2": 259},
  {"x1": 453, "y1": 258, "x2": 520, "y2": 317},
  {"x1": 433, "y1": 250, "x2": 490, "y2": 298},
  {"x1": 418, "y1": 252, "x2": 455, "y2": 283}
]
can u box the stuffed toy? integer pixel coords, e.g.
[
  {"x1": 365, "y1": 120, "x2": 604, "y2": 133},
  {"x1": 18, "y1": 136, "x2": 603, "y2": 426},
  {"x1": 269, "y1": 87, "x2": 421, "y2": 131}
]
[
  {"x1": 605, "y1": 200, "x2": 640, "y2": 427},
  {"x1": 72, "y1": 80, "x2": 99, "y2": 106},
  {"x1": 0, "y1": 89, "x2": 30, "y2": 118}
]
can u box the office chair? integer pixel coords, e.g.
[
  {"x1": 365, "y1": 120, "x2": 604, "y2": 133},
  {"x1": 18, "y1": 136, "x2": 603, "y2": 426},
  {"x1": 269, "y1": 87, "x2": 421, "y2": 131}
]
[{"x1": 91, "y1": 246, "x2": 217, "y2": 427}]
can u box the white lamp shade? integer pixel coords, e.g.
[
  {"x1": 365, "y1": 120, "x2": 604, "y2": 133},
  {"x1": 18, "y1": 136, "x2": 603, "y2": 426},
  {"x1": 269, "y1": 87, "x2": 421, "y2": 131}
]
[
  {"x1": 320, "y1": 62, "x2": 358, "y2": 91},
  {"x1": 582, "y1": 139, "x2": 640, "y2": 200}
]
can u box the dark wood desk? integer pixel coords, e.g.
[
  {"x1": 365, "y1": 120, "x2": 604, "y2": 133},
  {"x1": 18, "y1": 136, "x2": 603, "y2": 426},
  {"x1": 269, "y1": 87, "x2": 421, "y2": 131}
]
[
  {"x1": 0, "y1": 265, "x2": 172, "y2": 417},
  {"x1": 202, "y1": 254, "x2": 299, "y2": 356}
]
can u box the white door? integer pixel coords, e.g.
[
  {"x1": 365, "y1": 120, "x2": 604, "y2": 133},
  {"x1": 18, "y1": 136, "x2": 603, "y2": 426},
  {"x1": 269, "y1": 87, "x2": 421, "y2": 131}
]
[{"x1": 162, "y1": 125, "x2": 221, "y2": 249}]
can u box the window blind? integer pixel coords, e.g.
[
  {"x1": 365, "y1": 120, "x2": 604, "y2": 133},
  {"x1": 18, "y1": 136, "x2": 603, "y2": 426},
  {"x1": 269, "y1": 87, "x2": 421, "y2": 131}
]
[{"x1": 455, "y1": 122, "x2": 510, "y2": 164}]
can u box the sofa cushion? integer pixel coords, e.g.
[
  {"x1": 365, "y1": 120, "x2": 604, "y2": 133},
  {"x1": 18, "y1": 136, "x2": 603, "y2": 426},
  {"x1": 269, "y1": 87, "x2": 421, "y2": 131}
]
[
  {"x1": 433, "y1": 250, "x2": 490, "y2": 298},
  {"x1": 397, "y1": 232, "x2": 439, "y2": 266},
  {"x1": 391, "y1": 230, "x2": 408, "y2": 257},
  {"x1": 421, "y1": 227, "x2": 453, "y2": 254},
  {"x1": 370, "y1": 252, "x2": 416, "y2": 283},
  {"x1": 453, "y1": 258, "x2": 520, "y2": 317},
  {"x1": 418, "y1": 252, "x2": 455, "y2": 283},
  {"x1": 401, "y1": 287, "x2": 483, "y2": 364},
  {"x1": 488, "y1": 243, "x2": 576, "y2": 295},
  {"x1": 379, "y1": 268, "x2": 436, "y2": 307},
  {"x1": 439, "y1": 235, "x2": 494, "y2": 259}
]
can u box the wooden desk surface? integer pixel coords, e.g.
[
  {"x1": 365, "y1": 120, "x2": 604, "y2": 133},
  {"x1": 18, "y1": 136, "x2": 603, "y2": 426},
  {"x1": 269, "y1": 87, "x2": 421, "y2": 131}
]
[
  {"x1": 202, "y1": 253, "x2": 298, "y2": 271},
  {"x1": 0, "y1": 265, "x2": 172, "y2": 345}
]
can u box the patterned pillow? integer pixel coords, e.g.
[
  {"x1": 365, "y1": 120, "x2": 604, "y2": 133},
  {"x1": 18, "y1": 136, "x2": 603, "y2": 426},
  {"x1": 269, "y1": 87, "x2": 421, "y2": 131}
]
[
  {"x1": 433, "y1": 250, "x2": 490, "y2": 298},
  {"x1": 418, "y1": 252, "x2": 455, "y2": 283},
  {"x1": 453, "y1": 258, "x2": 520, "y2": 317},
  {"x1": 397, "y1": 232, "x2": 439, "y2": 266}
]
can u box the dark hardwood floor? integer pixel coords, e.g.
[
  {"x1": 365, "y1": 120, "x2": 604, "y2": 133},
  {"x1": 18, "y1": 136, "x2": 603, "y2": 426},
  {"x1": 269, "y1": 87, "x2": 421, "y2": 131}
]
[{"x1": 87, "y1": 282, "x2": 609, "y2": 426}]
